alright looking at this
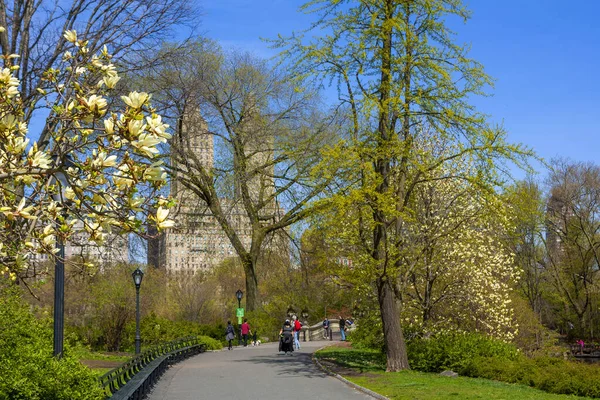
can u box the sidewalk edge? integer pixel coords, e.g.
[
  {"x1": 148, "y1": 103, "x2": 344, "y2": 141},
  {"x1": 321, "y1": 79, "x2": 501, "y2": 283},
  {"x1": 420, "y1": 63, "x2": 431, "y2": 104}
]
[{"x1": 312, "y1": 345, "x2": 390, "y2": 400}]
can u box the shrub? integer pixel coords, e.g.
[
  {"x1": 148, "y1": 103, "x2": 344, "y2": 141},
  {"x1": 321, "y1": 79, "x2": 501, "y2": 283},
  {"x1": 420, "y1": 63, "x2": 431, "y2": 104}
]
[
  {"x1": 0, "y1": 285, "x2": 104, "y2": 400},
  {"x1": 348, "y1": 313, "x2": 384, "y2": 351},
  {"x1": 463, "y1": 355, "x2": 600, "y2": 398},
  {"x1": 407, "y1": 332, "x2": 520, "y2": 373},
  {"x1": 197, "y1": 335, "x2": 222, "y2": 351}
]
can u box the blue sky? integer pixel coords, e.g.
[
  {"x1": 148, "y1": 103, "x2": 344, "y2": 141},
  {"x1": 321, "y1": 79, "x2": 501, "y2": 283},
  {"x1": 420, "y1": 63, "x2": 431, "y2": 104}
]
[{"x1": 193, "y1": 0, "x2": 600, "y2": 180}]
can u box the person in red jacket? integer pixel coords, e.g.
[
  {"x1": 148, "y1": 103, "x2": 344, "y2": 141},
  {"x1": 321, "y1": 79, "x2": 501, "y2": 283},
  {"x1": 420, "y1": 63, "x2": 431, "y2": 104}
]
[
  {"x1": 292, "y1": 315, "x2": 302, "y2": 350},
  {"x1": 241, "y1": 318, "x2": 251, "y2": 347}
]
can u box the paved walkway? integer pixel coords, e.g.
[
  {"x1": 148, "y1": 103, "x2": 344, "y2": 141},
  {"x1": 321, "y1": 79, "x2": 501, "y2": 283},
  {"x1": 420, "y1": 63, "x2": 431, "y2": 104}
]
[{"x1": 147, "y1": 341, "x2": 372, "y2": 400}]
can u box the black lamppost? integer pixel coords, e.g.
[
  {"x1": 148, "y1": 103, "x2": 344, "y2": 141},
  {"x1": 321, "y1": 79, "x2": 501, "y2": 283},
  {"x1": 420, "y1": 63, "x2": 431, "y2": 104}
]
[
  {"x1": 287, "y1": 306, "x2": 296, "y2": 320},
  {"x1": 51, "y1": 156, "x2": 75, "y2": 359},
  {"x1": 236, "y1": 289, "x2": 243, "y2": 309},
  {"x1": 301, "y1": 309, "x2": 309, "y2": 341},
  {"x1": 235, "y1": 290, "x2": 243, "y2": 345},
  {"x1": 132, "y1": 268, "x2": 144, "y2": 354}
]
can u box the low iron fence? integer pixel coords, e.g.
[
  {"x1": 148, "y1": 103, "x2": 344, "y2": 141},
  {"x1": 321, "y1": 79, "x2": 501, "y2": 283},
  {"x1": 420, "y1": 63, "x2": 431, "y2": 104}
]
[{"x1": 99, "y1": 336, "x2": 206, "y2": 399}]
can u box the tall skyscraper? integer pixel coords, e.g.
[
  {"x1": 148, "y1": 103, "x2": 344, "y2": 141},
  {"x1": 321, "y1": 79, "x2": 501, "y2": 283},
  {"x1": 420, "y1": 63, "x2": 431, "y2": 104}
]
[{"x1": 148, "y1": 102, "x2": 285, "y2": 275}]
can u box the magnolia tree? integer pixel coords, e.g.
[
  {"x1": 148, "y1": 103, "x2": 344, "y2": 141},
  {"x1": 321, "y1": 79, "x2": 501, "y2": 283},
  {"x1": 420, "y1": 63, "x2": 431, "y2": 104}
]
[
  {"x1": 402, "y1": 170, "x2": 518, "y2": 341},
  {"x1": 0, "y1": 30, "x2": 174, "y2": 282},
  {"x1": 318, "y1": 147, "x2": 519, "y2": 342}
]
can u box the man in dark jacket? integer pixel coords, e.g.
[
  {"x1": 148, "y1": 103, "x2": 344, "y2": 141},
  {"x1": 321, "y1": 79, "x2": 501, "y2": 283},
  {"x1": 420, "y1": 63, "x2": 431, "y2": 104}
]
[{"x1": 339, "y1": 316, "x2": 346, "y2": 341}]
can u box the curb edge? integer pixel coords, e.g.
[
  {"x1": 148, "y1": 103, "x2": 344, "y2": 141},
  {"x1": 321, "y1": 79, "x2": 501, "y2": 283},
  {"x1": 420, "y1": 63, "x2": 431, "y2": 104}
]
[{"x1": 312, "y1": 345, "x2": 390, "y2": 400}]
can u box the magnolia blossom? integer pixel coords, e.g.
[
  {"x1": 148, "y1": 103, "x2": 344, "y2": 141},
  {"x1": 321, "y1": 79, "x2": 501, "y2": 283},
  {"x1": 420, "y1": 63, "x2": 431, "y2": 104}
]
[
  {"x1": 104, "y1": 118, "x2": 114, "y2": 135},
  {"x1": 121, "y1": 91, "x2": 150, "y2": 109},
  {"x1": 0, "y1": 30, "x2": 175, "y2": 277},
  {"x1": 156, "y1": 207, "x2": 175, "y2": 230},
  {"x1": 131, "y1": 133, "x2": 162, "y2": 157},
  {"x1": 85, "y1": 95, "x2": 107, "y2": 115},
  {"x1": 63, "y1": 30, "x2": 77, "y2": 43}
]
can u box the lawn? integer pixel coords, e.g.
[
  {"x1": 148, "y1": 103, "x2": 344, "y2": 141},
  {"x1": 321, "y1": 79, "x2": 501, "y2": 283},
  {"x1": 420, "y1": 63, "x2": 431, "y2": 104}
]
[
  {"x1": 71, "y1": 344, "x2": 131, "y2": 373},
  {"x1": 316, "y1": 347, "x2": 592, "y2": 400}
]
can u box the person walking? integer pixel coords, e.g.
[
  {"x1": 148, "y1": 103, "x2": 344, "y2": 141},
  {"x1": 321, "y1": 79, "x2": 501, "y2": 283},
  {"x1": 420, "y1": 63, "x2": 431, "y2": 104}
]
[
  {"x1": 292, "y1": 315, "x2": 302, "y2": 350},
  {"x1": 241, "y1": 318, "x2": 251, "y2": 347},
  {"x1": 323, "y1": 317, "x2": 330, "y2": 339},
  {"x1": 225, "y1": 321, "x2": 235, "y2": 350},
  {"x1": 339, "y1": 316, "x2": 346, "y2": 341},
  {"x1": 279, "y1": 319, "x2": 294, "y2": 355}
]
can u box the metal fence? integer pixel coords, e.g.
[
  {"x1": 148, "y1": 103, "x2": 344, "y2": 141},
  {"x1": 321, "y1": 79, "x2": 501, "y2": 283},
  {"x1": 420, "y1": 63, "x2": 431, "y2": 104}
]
[{"x1": 99, "y1": 336, "x2": 206, "y2": 400}]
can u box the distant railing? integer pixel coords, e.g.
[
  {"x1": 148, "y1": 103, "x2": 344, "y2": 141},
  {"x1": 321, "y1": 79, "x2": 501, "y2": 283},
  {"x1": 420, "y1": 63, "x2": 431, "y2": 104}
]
[
  {"x1": 571, "y1": 343, "x2": 600, "y2": 358},
  {"x1": 99, "y1": 336, "x2": 206, "y2": 399},
  {"x1": 300, "y1": 319, "x2": 356, "y2": 342}
]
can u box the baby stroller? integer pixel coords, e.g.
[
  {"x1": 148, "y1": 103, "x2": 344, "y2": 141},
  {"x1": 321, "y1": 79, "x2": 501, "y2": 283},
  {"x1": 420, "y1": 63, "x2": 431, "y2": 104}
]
[{"x1": 279, "y1": 323, "x2": 294, "y2": 354}]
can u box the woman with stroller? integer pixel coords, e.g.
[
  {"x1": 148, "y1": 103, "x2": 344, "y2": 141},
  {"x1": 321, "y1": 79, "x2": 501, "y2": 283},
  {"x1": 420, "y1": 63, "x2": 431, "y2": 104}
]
[{"x1": 279, "y1": 319, "x2": 294, "y2": 355}]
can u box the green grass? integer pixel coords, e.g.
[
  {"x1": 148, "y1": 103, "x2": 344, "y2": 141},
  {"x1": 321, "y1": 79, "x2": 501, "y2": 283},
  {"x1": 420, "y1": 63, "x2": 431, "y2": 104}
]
[
  {"x1": 316, "y1": 347, "x2": 592, "y2": 400},
  {"x1": 70, "y1": 344, "x2": 131, "y2": 362},
  {"x1": 90, "y1": 368, "x2": 113, "y2": 377}
]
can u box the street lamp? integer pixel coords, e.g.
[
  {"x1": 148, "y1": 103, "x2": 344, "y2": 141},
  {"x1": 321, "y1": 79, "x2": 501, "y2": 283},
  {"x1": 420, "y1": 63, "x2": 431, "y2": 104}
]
[
  {"x1": 301, "y1": 309, "x2": 309, "y2": 342},
  {"x1": 51, "y1": 155, "x2": 76, "y2": 359},
  {"x1": 287, "y1": 306, "x2": 296, "y2": 320},
  {"x1": 301, "y1": 309, "x2": 309, "y2": 323},
  {"x1": 235, "y1": 290, "x2": 243, "y2": 346},
  {"x1": 236, "y1": 289, "x2": 243, "y2": 309},
  {"x1": 132, "y1": 268, "x2": 144, "y2": 354}
]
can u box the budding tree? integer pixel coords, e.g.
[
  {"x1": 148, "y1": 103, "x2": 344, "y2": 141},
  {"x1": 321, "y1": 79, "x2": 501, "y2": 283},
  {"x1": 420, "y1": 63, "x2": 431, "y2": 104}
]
[
  {"x1": 0, "y1": 30, "x2": 174, "y2": 283},
  {"x1": 274, "y1": 0, "x2": 530, "y2": 370},
  {"x1": 132, "y1": 42, "x2": 341, "y2": 311}
]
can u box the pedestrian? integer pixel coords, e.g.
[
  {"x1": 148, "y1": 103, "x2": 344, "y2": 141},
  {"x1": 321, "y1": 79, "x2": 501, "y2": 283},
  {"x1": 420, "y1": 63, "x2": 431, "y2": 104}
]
[
  {"x1": 241, "y1": 318, "x2": 251, "y2": 347},
  {"x1": 339, "y1": 316, "x2": 346, "y2": 341},
  {"x1": 292, "y1": 315, "x2": 302, "y2": 350},
  {"x1": 323, "y1": 317, "x2": 330, "y2": 339},
  {"x1": 279, "y1": 319, "x2": 294, "y2": 354},
  {"x1": 225, "y1": 321, "x2": 235, "y2": 350}
]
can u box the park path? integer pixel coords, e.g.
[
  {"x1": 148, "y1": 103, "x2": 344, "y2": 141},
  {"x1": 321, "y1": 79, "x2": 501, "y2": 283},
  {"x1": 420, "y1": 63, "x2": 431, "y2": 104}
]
[{"x1": 146, "y1": 340, "x2": 373, "y2": 400}]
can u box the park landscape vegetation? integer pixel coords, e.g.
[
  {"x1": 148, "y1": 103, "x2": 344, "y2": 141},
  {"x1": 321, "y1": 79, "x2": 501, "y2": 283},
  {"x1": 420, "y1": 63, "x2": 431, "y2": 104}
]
[{"x1": 1, "y1": 0, "x2": 600, "y2": 399}]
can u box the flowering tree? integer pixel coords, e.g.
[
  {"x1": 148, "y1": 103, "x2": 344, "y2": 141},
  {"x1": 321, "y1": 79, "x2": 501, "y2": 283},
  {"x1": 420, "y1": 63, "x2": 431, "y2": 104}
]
[
  {"x1": 401, "y1": 165, "x2": 518, "y2": 341},
  {"x1": 275, "y1": 0, "x2": 531, "y2": 371},
  {"x1": 0, "y1": 29, "x2": 174, "y2": 282}
]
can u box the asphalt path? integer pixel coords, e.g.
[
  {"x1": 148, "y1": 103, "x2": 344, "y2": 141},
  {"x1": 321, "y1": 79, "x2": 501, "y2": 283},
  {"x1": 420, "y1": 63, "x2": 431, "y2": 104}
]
[{"x1": 146, "y1": 340, "x2": 373, "y2": 400}]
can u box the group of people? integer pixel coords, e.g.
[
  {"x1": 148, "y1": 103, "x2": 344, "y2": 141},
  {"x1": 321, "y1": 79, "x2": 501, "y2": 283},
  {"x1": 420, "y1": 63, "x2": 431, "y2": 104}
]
[
  {"x1": 225, "y1": 318, "x2": 258, "y2": 350},
  {"x1": 225, "y1": 314, "x2": 354, "y2": 352},
  {"x1": 279, "y1": 315, "x2": 303, "y2": 354},
  {"x1": 322, "y1": 316, "x2": 353, "y2": 340}
]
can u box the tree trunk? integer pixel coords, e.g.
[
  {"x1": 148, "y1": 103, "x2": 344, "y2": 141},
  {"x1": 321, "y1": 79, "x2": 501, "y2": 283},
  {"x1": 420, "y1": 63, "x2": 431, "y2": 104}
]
[
  {"x1": 241, "y1": 254, "x2": 259, "y2": 312},
  {"x1": 378, "y1": 277, "x2": 410, "y2": 371}
]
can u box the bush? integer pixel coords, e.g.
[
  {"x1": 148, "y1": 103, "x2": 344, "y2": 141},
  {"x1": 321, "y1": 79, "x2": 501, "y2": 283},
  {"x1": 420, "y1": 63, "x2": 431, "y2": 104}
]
[
  {"x1": 0, "y1": 285, "x2": 104, "y2": 400},
  {"x1": 463, "y1": 356, "x2": 600, "y2": 398},
  {"x1": 407, "y1": 332, "x2": 520, "y2": 373},
  {"x1": 197, "y1": 335, "x2": 222, "y2": 351},
  {"x1": 347, "y1": 312, "x2": 384, "y2": 351}
]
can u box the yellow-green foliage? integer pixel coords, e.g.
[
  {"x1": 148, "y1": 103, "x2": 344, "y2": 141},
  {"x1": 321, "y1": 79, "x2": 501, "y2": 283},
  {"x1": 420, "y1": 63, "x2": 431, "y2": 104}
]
[{"x1": 0, "y1": 285, "x2": 104, "y2": 400}]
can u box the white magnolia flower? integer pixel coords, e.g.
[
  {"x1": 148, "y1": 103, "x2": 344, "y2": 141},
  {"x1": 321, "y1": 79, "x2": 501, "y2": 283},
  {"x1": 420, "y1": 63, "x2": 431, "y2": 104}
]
[
  {"x1": 93, "y1": 151, "x2": 117, "y2": 168},
  {"x1": 121, "y1": 91, "x2": 150, "y2": 109},
  {"x1": 102, "y1": 75, "x2": 121, "y2": 89},
  {"x1": 30, "y1": 150, "x2": 52, "y2": 169},
  {"x1": 131, "y1": 133, "x2": 161, "y2": 158},
  {"x1": 63, "y1": 30, "x2": 78, "y2": 43},
  {"x1": 146, "y1": 115, "x2": 171, "y2": 139},
  {"x1": 127, "y1": 119, "x2": 146, "y2": 137},
  {"x1": 85, "y1": 95, "x2": 107, "y2": 115},
  {"x1": 104, "y1": 118, "x2": 114, "y2": 135},
  {"x1": 156, "y1": 207, "x2": 174, "y2": 229}
]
